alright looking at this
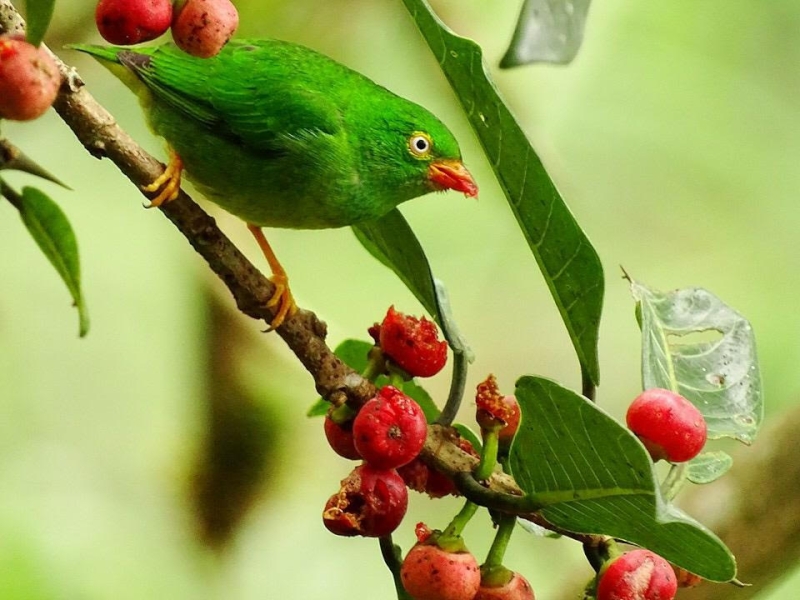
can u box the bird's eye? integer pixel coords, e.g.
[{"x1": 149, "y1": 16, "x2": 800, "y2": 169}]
[{"x1": 408, "y1": 132, "x2": 433, "y2": 158}]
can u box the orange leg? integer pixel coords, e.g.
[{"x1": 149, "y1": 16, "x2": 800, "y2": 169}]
[
  {"x1": 247, "y1": 224, "x2": 298, "y2": 330},
  {"x1": 142, "y1": 150, "x2": 184, "y2": 207}
]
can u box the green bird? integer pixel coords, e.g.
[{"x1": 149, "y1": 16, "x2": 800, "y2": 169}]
[{"x1": 71, "y1": 39, "x2": 477, "y2": 327}]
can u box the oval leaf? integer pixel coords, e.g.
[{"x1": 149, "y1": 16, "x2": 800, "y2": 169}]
[
  {"x1": 401, "y1": 0, "x2": 604, "y2": 385},
  {"x1": 25, "y1": 0, "x2": 56, "y2": 46},
  {"x1": 18, "y1": 186, "x2": 89, "y2": 336},
  {"x1": 500, "y1": 0, "x2": 592, "y2": 68},
  {"x1": 687, "y1": 451, "x2": 734, "y2": 485},
  {"x1": 509, "y1": 376, "x2": 735, "y2": 581},
  {"x1": 631, "y1": 279, "x2": 763, "y2": 444}
]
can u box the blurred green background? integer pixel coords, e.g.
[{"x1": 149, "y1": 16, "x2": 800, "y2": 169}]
[{"x1": 2, "y1": 0, "x2": 798, "y2": 598}]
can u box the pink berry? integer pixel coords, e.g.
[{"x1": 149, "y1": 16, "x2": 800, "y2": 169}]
[
  {"x1": 322, "y1": 464, "x2": 407, "y2": 538},
  {"x1": 401, "y1": 543, "x2": 481, "y2": 600},
  {"x1": 475, "y1": 572, "x2": 536, "y2": 600},
  {"x1": 596, "y1": 549, "x2": 677, "y2": 600},
  {"x1": 626, "y1": 388, "x2": 707, "y2": 463},
  {"x1": 95, "y1": 0, "x2": 172, "y2": 45},
  {"x1": 353, "y1": 386, "x2": 427, "y2": 470},
  {"x1": 324, "y1": 412, "x2": 361, "y2": 460},
  {"x1": 171, "y1": 0, "x2": 239, "y2": 59},
  {"x1": 0, "y1": 37, "x2": 60, "y2": 121},
  {"x1": 378, "y1": 306, "x2": 447, "y2": 377}
]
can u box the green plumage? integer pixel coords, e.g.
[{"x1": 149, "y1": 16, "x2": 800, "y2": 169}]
[{"x1": 71, "y1": 39, "x2": 468, "y2": 229}]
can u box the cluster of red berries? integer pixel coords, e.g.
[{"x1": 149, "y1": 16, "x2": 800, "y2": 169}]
[
  {"x1": 95, "y1": 0, "x2": 238, "y2": 57},
  {"x1": 0, "y1": 36, "x2": 60, "y2": 121},
  {"x1": 322, "y1": 307, "x2": 446, "y2": 538}
]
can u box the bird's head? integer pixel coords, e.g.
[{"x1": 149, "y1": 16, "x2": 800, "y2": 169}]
[{"x1": 356, "y1": 99, "x2": 478, "y2": 206}]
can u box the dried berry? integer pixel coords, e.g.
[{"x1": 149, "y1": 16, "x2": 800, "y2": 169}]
[
  {"x1": 626, "y1": 388, "x2": 707, "y2": 463},
  {"x1": 596, "y1": 549, "x2": 677, "y2": 600},
  {"x1": 0, "y1": 37, "x2": 60, "y2": 121},
  {"x1": 379, "y1": 306, "x2": 447, "y2": 377},
  {"x1": 322, "y1": 464, "x2": 407, "y2": 537},
  {"x1": 353, "y1": 386, "x2": 427, "y2": 470},
  {"x1": 171, "y1": 0, "x2": 239, "y2": 58},
  {"x1": 95, "y1": 0, "x2": 172, "y2": 45},
  {"x1": 401, "y1": 542, "x2": 481, "y2": 600},
  {"x1": 398, "y1": 458, "x2": 457, "y2": 498}
]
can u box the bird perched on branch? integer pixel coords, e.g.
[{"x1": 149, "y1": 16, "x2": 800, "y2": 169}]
[{"x1": 71, "y1": 39, "x2": 478, "y2": 328}]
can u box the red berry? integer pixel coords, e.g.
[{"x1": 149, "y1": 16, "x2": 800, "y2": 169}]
[
  {"x1": 475, "y1": 572, "x2": 535, "y2": 600},
  {"x1": 95, "y1": 0, "x2": 172, "y2": 45},
  {"x1": 171, "y1": 0, "x2": 239, "y2": 58},
  {"x1": 0, "y1": 37, "x2": 60, "y2": 121},
  {"x1": 497, "y1": 396, "x2": 521, "y2": 447},
  {"x1": 323, "y1": 413, "x2": 361, "y2": 460},
  {"x1": 596, "y1": 549, "x2": 677, "y2": 600},
  {"x1": 353, "y1": 386, "x2": 427, "y2": 469},
  {"x1": 379, "y1": 306, "x2": 447, "y2": 377},
  {"x1": 322, "y1": 464, "x2": 407, "y2": 537},
  {"x1": 398, "y1": 458, "x2": 457, "y2": 498},
  {"x1": 401, "y1": 543, "x2": 481, "y2": 600},
  {"x1": 626, "y1": 388, "x2": 707, "y2": 463}
]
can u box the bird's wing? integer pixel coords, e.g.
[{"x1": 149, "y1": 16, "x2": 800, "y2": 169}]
[{"x1": 121, "y1": 41, "x2": 343, "y2": 155}]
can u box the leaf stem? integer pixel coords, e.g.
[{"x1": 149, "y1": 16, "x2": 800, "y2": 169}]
[
  {"x1": 379, "y1": 536, "x2": 413, "y2": 600},
  {"x1": 661, "y1": 462, "x2": 688, "y2": 501},
  {"x1": 436, "y1": 349, "x2": 468, "y2": 426},
  {"x1": 0, "y1": 178, "x2": 22, "y2": 210}
]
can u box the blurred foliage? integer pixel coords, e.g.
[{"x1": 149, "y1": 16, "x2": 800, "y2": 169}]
[{"x1": 2, "y1": 0, "x2": 799, "y2": 598}]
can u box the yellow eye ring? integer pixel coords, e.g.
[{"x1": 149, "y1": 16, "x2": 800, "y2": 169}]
[{"x1": 408, "y1": 132, "x2": 433, "y2": 158}]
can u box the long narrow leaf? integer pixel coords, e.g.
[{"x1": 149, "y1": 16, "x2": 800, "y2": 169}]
[
  {"x1": 401, "y1": 0, "x2": 604, "y2": 384},
  {"x1": 25, "y1": 0, "x2": 56, "y2": 46},
  {"x1": 18, "y1": 186, "x2": 89, "y2": 336}
]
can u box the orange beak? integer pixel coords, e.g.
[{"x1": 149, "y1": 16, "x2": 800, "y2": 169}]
[{"x1": 428, "y1": 159, "x2": 478, "y2": 198}]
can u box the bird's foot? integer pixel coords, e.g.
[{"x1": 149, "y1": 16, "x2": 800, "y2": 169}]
[
  {"x1": 142, "y1": 151, "x2": 184, "y2": 208},
  {"x1": 265, "y1": 273, "x2": 298, "y2": 331}
]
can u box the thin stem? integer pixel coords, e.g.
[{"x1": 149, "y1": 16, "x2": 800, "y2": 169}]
[
  {"x1": 475, "y1": 428, "x2": 499, "y2": 481},
  {"x1": 0, "y1": 178, "x2": 22, "y2": 210},
  {"x1": 379, "y1": 536, "x2": 413, "y2": 600},
  {"x1": 388, "y1": 369, "x2": 405, "y2": 388},
  {"x1": 362, "y1": 349, "x2": 385, "y2": 382},
  {"x1": 436, "y1": 349, "x2": 468, "y2": 426},
  {"x1": 484, "y1": 514, "x2": 517, "y2": 570},
  {"x1": 442, "y1": 500, "x2": 479, "y2": 538}
]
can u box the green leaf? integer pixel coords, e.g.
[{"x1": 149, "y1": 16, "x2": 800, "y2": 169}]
[
  {"x1": 509, "y1": 376, "x2": 735, "y2": 581},
  {"x1": 401, "y1": 0, "x2": 604, "y2": 385},
  {"x1": 352, "y1": 209, "x2": 439, "y2": 322},
  {"x1": 305, "y1": 338, "x2": 441, "y2": 421},
  {"x1": 501, "y1": 0, "x2": 592, "y2": 67},
  {"x1": 631, "y1": 280, "x2": 763, "y2": 444},
  {"x1": 18, "y1": 186, "x2": 89, "y2": 337},
  {"x1": 686, "y1": 451, "x2": 734, "y2": 485},
  {"x1": 25, "y1": 0, "x2": 57, "y2": 46}
]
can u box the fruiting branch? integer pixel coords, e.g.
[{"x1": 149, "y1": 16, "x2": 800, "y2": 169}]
[{"x1": 0, "y1": 0, "x2": 585, "y2": 543}]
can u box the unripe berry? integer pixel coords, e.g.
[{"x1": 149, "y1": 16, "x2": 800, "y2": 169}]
[
  {"x1": 0, "y1": 37, "x2": 60, "y2": 121},
  {"x1": 378, "y1": 306, "x2": 447, "y2": 377},
  {"x1": 626, "y1": 388, "x2": 707, "y2": 463},
  {"x1": 475, "y1": 572, "x2": 535, "y2": 600},
  {"x1": 401, "y1": 543, "x2": 481, "y2": 600},
  {"x1": 95, "y1": 0, "x2": 172, "y2": 45},
  {"x1": 323, "y1": 412, "x2": 361, "y2": 460},
  {"x1": 596, "y1": 549, "x2": 677, "y2": 600},
  {"x1": 353, "y1": 386, "x2": 427, "y2": 470},
  {"x1": 322, "y1": 464, "x2": 407, "y2": 537},
  {"x1": 171, "y1": 0, "x2": 239, "y2": 58}
]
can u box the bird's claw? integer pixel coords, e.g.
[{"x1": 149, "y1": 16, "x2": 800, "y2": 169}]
[
  {"x1": 264, "y1": 274, "x2": 297, "y2": 331},
  {"x1": 142, "y1": 152, "x2": 184, "y2": 208}
]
